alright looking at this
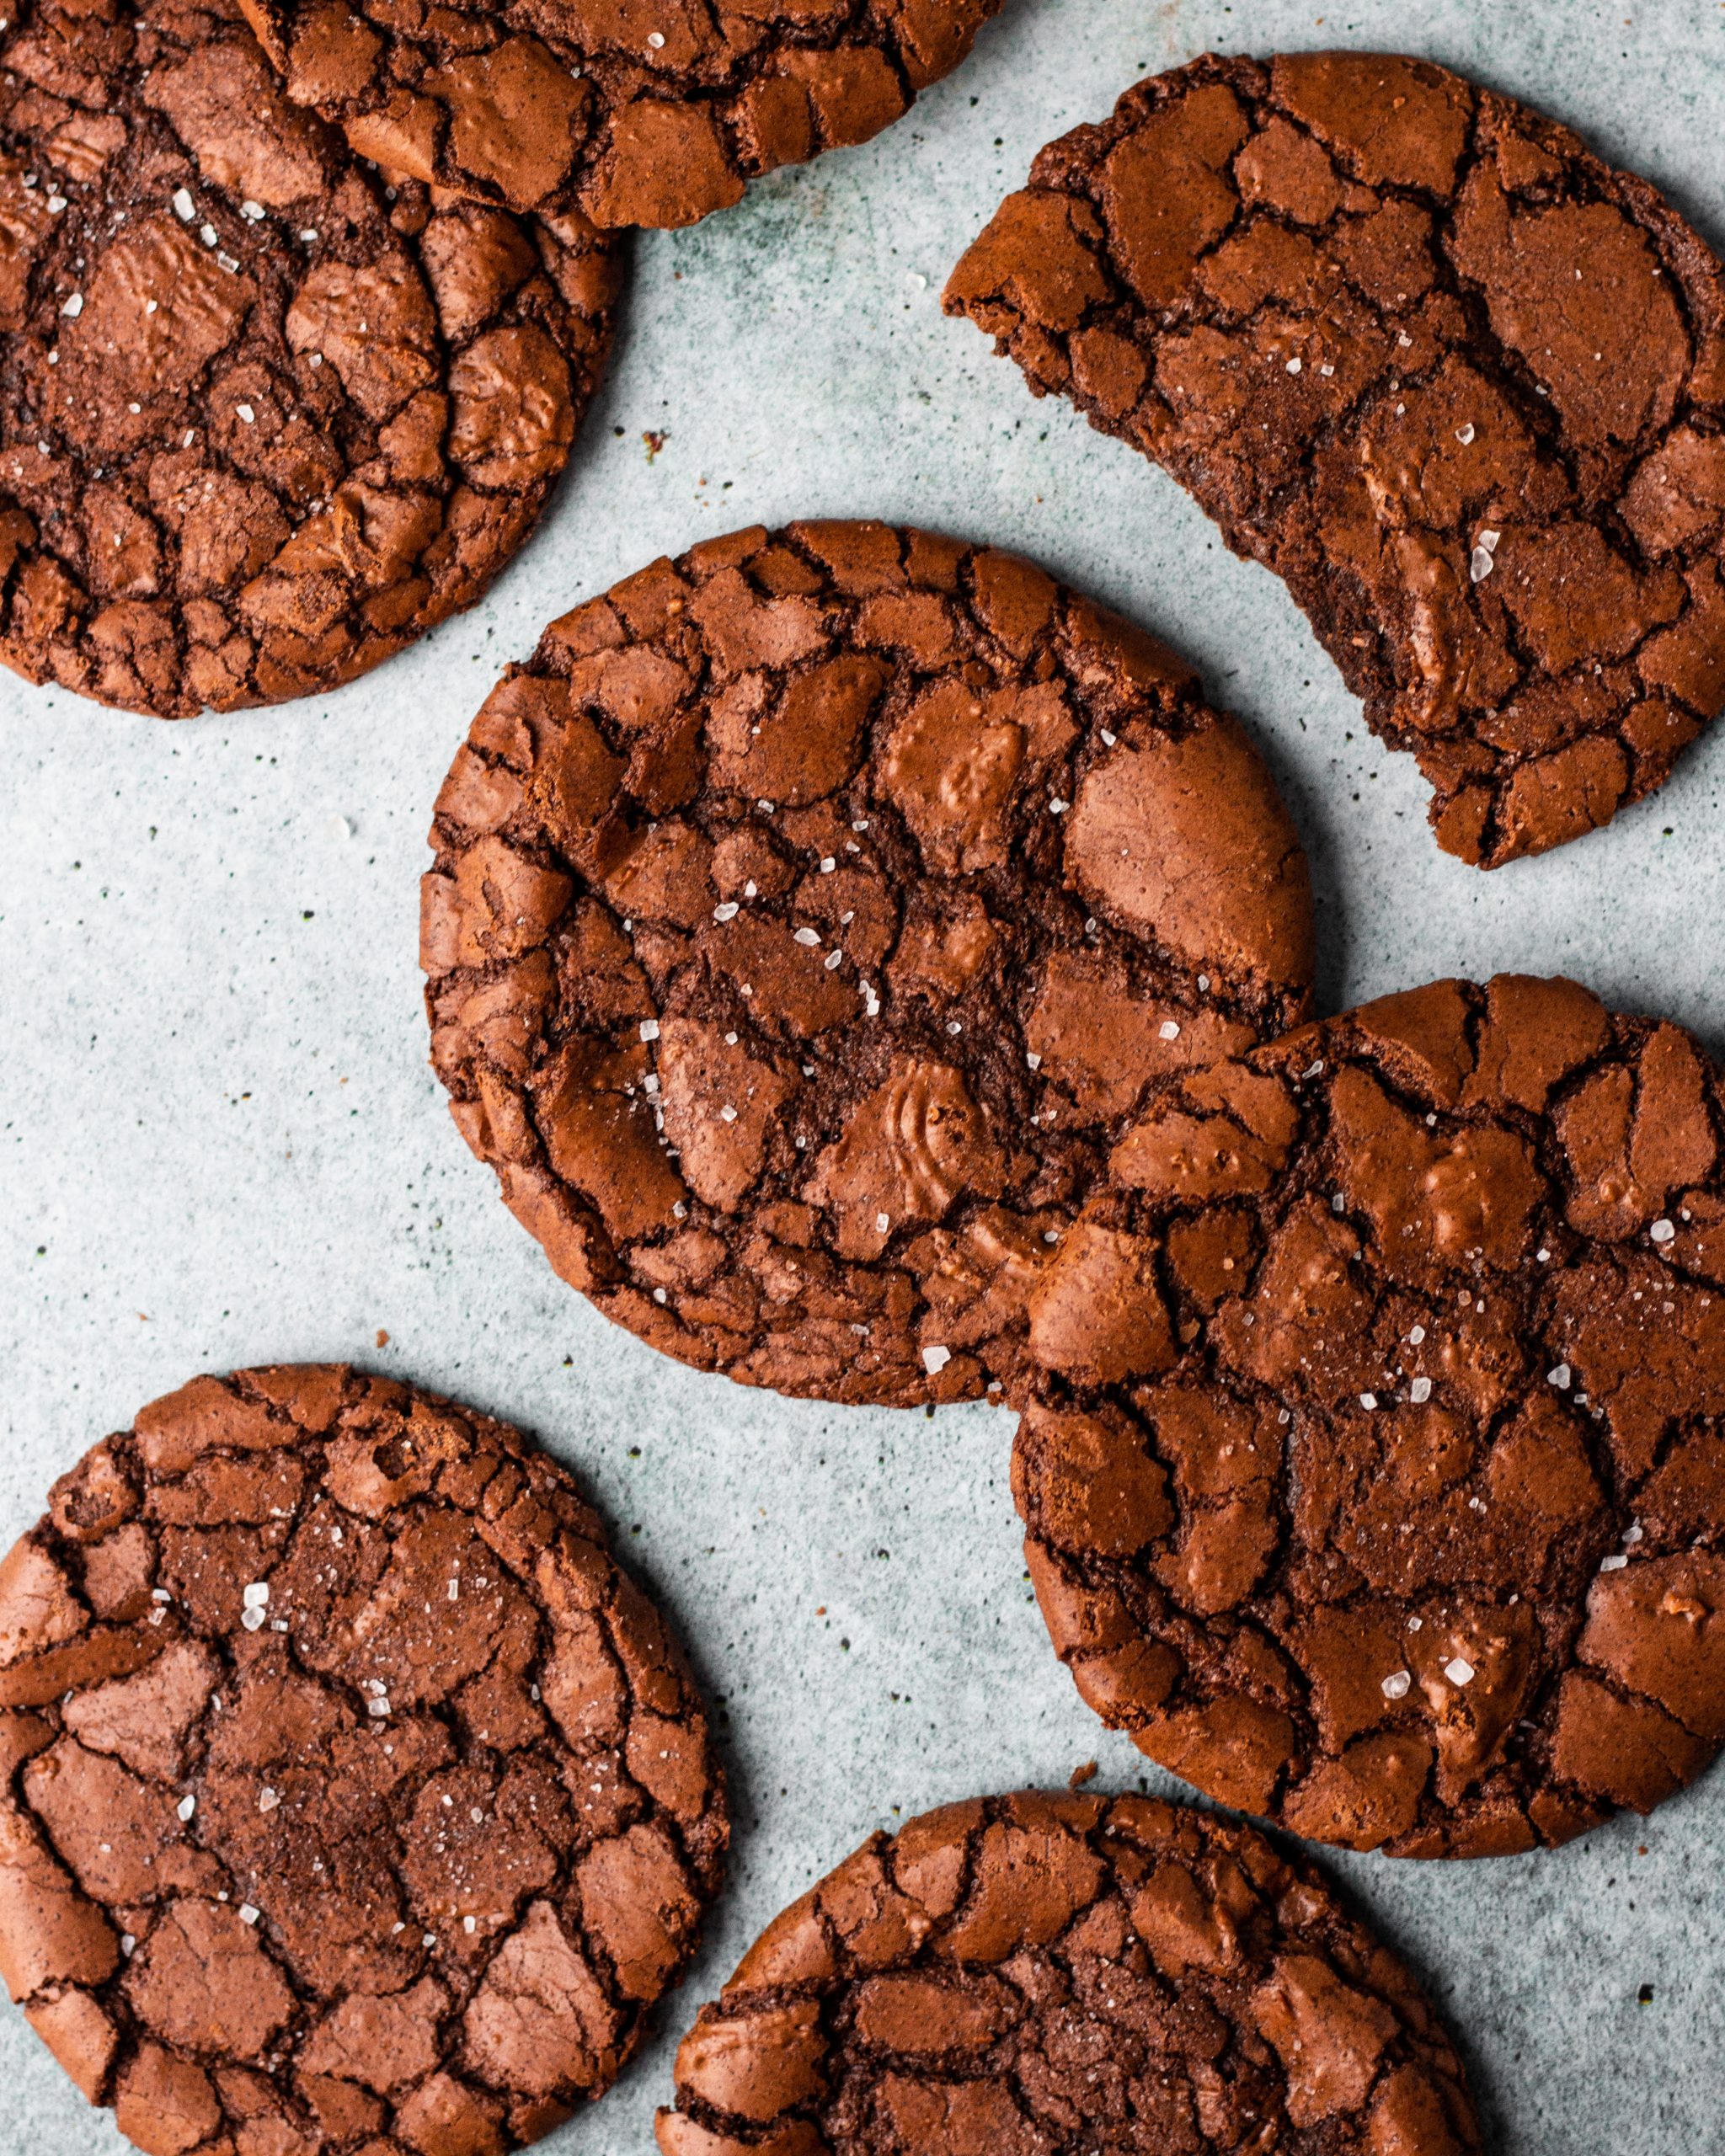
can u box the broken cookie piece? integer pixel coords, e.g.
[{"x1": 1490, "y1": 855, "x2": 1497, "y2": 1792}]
[
  {"x1": 947, "y1": 53, "x2": 1725, "y2": 866},
  {"x1": 1014, "y1": 974, "x2": 1725, "y2": 1855},
  {"x1": 421, "y1": 520, "x2": 1316, "y2": 1408}
]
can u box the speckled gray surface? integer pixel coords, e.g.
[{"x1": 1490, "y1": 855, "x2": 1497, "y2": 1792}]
[{"x1": 3, "y1": 3, "x2": 1724, "y2": 2150}]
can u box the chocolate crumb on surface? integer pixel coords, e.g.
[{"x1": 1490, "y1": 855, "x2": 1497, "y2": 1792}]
[
  {"x1": 945, "y1": 52, "x2": 1725, "y2": 867},
  {"x1": 0, "y1": 0, "x2": 619, "y2": 718},
  {"x1": 0, "y1": 1365, "x2": 727, "y2": 2151},
  {"x1": 420, "y1": 520, "x2": 1316, "y2": 1409},
  {"x1": 654, "y1": 1789, "x2": 1482, "y2": 2155},
  {"x1": 238, "y1": 0, "x2": 1005, "y2": 231},
  {"x1": 1012, "y1": 974, "x2": 1725, "y2": 1857}
]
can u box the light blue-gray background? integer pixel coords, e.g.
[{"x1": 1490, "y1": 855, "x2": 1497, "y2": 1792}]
[{"x1": 4, "y1": 2, "x2": 1722, "y2": 2148}]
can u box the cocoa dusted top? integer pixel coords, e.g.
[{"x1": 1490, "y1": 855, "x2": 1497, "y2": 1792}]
[
  {"x1": 946, "y1": 53, "x2": 1725, "y2": 867},
  {"x1": 239, "y1": 0, "x2": 1002, "y2": 231},
  {"x1": 0, "y1": 0, "x2": 618, "y2": 718},
  {"x1": 421, "y1": 520, "x2": 1315, "y2": 1408},
  {"x1": 1013, "y1": 975, "x2": 1725, "y2": 1857},
  {"x1": 0, "y1": 1367, "x2": 727, "y2": 2151},
  {"x1": 655, "y1": 1789, "x2": 1482, "y2": 2156}
]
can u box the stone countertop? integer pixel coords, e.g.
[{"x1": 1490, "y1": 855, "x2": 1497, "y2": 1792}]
[{"x1": 3, "y1": 3, "x2": 1722, "y2": 2148}]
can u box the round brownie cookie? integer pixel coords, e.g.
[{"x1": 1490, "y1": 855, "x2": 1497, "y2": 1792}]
[
  {"x1": 0, "y1": 1365, "x2": 727, "y2": 2150},
  {"x1": 654, "y1": 1788, "x2": 1482, "y2": 2156},
  {"x1": 238, "y1": 0, "x2": 1002, "y2": 231},
  {"x1": 0, "y1": 0, "x2": 618, "y2": 718},
  {"x1": 1012, "y1": 974, "x2": 1725, "y2": 1858},
  {"x1": 420, "y1": 520, "x2": 1316, "y2": 1407},
  {"x1": 946, "y1": 53, "x2": 1725, "y2": 867}
]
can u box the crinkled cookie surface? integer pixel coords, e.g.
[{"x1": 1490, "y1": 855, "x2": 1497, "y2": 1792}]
[
  {"x1": 0, "y1": 1366, "x2": 727, "y2": 2152},
  {"x1": 0, "y1": 0, "x2": 618, "y2": 717},
  {"x1": 1013, "y1": 974, "x2": 1725, "y2": 1856},
  {"x1": 656, "y1": 1789, "x2": 1482, "y2": 2156},
  {"x1": 239, "y1": 0, "x2": 1003, "y2": 230},
  {"x1": 947, "y1": 52, "x2": 1725, "y2": 867},
  {"x1": 420, "y1": 520, "x2": 1315, "y2": 1408}
]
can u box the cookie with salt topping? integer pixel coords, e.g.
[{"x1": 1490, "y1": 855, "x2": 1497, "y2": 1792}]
[
  {"x1": 0, "y1": 0, "x2": 617, "y2": 717},
  {"x1": 1014, "y1": 974, "x2": 1725, "y2": 1856},
  {"x1": 420, "y1": 520, "x2": 1315, "y2": 1407},
  {"x1": 656, "y1": 1789, "x2": 1482, "y2": 2155},
  {"x1": 0, "y1": 1366, "x2": 726, "y2": 2150}
]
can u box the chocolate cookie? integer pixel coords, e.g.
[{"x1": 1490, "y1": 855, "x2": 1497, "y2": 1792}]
[
  {"x1": 238, "y1": 0, "x2": 1002, "y2": 231},
  {"x1": 0, "y1": 1365, "x2": 727, "y2": 2149},
  {"x1": 1012, "y1": 974, "x2": 1725, "y2": 1858},
  {"x1": 0, "y1": 0, "x2": 618, "y2": 718},
  {"x1": 654, "y1": 1789, "x2": 1482, "y2": 2155},
  {"x1": 946, "y1": 54, "x2": 1725, "y2": 867},
  {"x1": 420, "y1": 520, "x2": 1316, "y2": 1407}
]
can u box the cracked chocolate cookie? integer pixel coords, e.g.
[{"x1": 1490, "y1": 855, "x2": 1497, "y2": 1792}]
[
  {"x1": 0, "y1": 1365, "x2": 727, "y2": 2150},
  {"x1": 0, "y1": 0, "x2": 618, "y2": 718},
  {"x1": 946, "y1": 53, "x2": 1725, "y2": 867},
  {"x1": 238, "y1": 0, "x2": 1002, "y2": 231},
  {"x1": 420, "y1": 520, "x2": 1315, "y2": 1407},
  {"x1": 654, "y1": 1788, "x2": 1482, "y2": 2156},
  {"x1": 1012, "y1": 974, "x2": 1725, "y2": 1858}
]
